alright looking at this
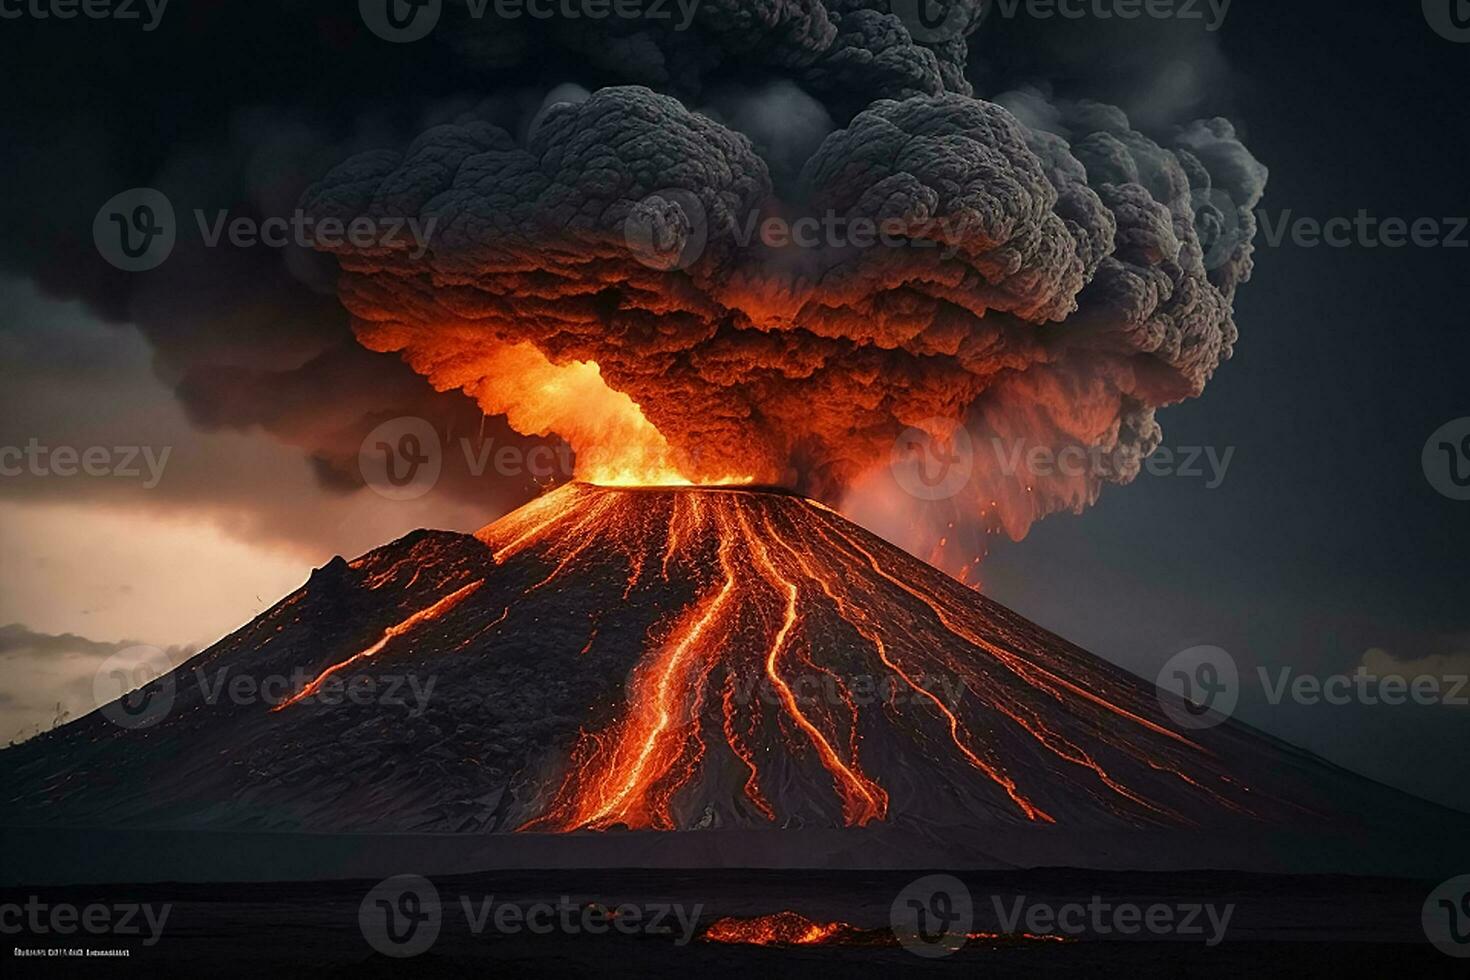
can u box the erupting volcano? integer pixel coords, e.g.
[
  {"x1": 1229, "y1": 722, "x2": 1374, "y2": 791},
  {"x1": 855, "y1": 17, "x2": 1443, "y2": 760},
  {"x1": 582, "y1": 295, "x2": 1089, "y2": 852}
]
[
  {"x1": 495, "y1": 483, "x2": 1250, "y2": 832},
  {"x1": 1, "y1": 483, "x2": 1455, "y2": 872}
]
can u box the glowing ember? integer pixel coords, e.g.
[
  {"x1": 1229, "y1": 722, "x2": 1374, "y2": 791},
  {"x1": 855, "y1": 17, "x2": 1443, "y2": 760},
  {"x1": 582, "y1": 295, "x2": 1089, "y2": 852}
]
[
  {"x1": 701, "y1": 911, "x2": 859, "y2": 946},
  {"x1": 485, "y1": 484, "x2": 1263, "y2": 833},
  {"x1": 699, "y1": 910, "x2": 1072, "y2": 948}
]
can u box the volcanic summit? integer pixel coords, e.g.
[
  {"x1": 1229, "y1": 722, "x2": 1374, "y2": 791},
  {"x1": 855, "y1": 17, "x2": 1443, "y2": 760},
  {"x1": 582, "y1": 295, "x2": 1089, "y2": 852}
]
[{"x1": 0, "y1": 485, "x2": 1459, "y2": 872}]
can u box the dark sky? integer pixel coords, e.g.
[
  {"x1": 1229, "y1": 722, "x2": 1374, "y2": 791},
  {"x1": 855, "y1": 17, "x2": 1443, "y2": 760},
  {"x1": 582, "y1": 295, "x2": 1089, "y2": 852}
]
[
  {"x1": 977, "y1": 2, "x2": 1470, "y2": 809},
  {"x1": 1, "y1": 2, "x2": 1466, "y2": 808}
]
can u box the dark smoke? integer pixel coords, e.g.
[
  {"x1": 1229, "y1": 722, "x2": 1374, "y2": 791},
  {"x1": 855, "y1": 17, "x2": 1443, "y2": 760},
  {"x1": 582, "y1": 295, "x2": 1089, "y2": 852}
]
[
  {"x1": 0, "y1": 0, "x2": 1265, "y2": 562},
  {"x1": 302, "y1": 0, "x2": 1266, "y2": 557}
]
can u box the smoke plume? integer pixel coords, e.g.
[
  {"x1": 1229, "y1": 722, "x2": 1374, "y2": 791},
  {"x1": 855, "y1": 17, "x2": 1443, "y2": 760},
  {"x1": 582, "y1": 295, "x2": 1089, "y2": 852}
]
[
  {"x1": 0, "y1": 0, "x2": 1265, "y2": 570},
  {"x1": 303, "y1": 0, "x2": 1265, "y2": 567}
]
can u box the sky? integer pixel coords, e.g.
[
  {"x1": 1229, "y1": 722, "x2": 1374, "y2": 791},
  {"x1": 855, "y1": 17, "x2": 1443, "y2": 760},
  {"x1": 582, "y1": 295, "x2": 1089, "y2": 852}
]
[
  {"x1": 1, "y1": 2, "x2": 1467, "y2": 812},
  {"x1": 976, "y1": 3, "x2": 1470, "y2": 809}
]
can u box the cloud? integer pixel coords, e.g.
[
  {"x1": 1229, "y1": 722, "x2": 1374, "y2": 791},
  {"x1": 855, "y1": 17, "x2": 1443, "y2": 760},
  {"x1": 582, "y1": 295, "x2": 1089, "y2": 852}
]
[
  {"x1": 0, "y1": 623, "x2": 196, "y2": 744},
  {"x1": 1360, "y1": 645, "x2": 1470, "y2": 705},
  {"x1": 0, "y1": 0, "x2": 1265, "y2": 575}
]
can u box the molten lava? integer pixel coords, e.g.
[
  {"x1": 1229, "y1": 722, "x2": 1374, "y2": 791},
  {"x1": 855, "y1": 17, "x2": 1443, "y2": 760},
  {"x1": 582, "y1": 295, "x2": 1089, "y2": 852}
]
[
  {"x1": 700, "y1": 911, "x2": 868, "y2": 947},
  {"x1": 8, "y1": 483, "x2": 1359, "y2": 841},
  {"x1": 403, "y1": 340, "x2": 754, "y2": 486},
  {"x1": 272, "y1": 579, "x2": 483, "y2": 711},
  {"x1": 699, "y1": 910, "x2": 1071, "y2": 948},
  {"x1": 469, "y1": 483, "x2": 1264, "y2": 833}
]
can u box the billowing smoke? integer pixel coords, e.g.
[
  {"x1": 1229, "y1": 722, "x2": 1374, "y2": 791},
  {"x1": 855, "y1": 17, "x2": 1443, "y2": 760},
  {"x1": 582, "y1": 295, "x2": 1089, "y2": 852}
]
[
  {"x1": 301, "y1": 0, "x2": 1265, "y2": 568},
  {"x1": 0, "y1": 0, "x2": 1264, "y2": 571}
]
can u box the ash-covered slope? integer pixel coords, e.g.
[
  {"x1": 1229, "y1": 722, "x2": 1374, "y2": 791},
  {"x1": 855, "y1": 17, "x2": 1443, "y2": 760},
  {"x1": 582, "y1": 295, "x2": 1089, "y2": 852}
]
[{"x1": 0, "y1": 486, "x2": 1457, "y2": 862}]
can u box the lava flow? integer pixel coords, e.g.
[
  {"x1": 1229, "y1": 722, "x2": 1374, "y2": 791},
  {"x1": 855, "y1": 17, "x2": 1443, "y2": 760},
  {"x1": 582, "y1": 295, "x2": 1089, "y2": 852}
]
[
  {"x1": 699, "y1": 910, "x2": 1071, "y2": 948},
  {"x1": 2, "y1": 482, "x2": 1360, "y2": 838},
  {"x1": 481, "y1": 483, "x2": 1266, "y2": 834},
  {"x1": 272, "y1": 579, "x2": 483, "y2": 712}
]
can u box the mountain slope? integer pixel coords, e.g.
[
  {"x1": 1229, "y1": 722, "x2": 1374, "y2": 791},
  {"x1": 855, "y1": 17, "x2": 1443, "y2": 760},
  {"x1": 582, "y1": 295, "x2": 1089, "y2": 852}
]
[{"x1": 0, "y1": 485, "x2": 1459, "y2": 869}]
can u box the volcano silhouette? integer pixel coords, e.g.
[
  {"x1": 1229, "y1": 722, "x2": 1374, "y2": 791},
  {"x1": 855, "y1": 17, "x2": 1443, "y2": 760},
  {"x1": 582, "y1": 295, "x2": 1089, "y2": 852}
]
[{"x1": 2, "y1": 485, "x2": 1463, "y2": 873}]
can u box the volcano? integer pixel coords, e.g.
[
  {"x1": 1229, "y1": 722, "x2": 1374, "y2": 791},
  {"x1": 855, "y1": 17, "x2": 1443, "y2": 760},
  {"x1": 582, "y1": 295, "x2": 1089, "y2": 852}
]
[{"x1": 2, "y1": 485, "x2": 1464, "y2": 875}]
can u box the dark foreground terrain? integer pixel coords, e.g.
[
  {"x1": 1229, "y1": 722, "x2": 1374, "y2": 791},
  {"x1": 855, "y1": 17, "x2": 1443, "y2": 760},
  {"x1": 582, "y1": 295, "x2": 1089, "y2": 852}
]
[{"x1": 2, "y1": 868, "x2": 1462, "y2": 977}]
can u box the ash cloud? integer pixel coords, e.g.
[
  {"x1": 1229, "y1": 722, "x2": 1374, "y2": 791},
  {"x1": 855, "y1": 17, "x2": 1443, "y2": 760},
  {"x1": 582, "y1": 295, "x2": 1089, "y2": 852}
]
[
  {"x1": 303, "y1": 0, "x2": 1265, "y2": 556},
  {"x1": 0, "y1": 0, "x2": 1264, "y2": 565}
]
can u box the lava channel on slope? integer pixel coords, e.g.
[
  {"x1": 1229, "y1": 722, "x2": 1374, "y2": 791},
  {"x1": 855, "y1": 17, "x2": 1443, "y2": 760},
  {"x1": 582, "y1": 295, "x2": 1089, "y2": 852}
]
[{"x1": 446, "y1": 482, "x2": 1278, "y2": 834}]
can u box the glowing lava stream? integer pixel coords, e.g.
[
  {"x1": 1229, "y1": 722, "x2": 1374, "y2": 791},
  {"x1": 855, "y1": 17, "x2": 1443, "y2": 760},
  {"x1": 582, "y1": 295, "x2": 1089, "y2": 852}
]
[
  {"x1": 524, "y1": 496, "x2": 741, "y2": 830},
  {"x1": 273, "y1": 580, "x2": 483, "y2": 711},
  {"x1": 494, "y1": 483, "x2": 1256, "y2": 833},
  {"x1": 734, "y1": 507, "x2": 887, "y2": 826}
]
